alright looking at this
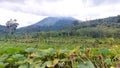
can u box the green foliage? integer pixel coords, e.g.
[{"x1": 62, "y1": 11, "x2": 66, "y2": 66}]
[
  {"x1": 0, "y1": 43, "x2": 120, "y2": 68},
  {"x1": 77, "y1": 61, "x2": 95, "y2": 68},
  {"x1": 98, "y1": 48, "x2": 110, "y2": 57},
  {"x1": 104, "y1": 58, "x2": 111, "y2": 65},
  {"x1": 25, "y1": 48, "x2": 36, "y2": 53},
  {"x1": 0, "y1": 62, "x2": 8, "y2": 68}
]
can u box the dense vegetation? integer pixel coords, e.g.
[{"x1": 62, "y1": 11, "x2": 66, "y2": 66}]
[
  {"x1": 0, "y1": 37, "x2": 120, "y2": 68},
  {"x1": 0, "y1": 15, "x2": 120, "y2": 68}
]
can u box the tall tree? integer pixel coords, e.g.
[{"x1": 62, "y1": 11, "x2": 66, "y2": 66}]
[{"x1": 6, "y1": 19, "x2": 19, "y2": 34}]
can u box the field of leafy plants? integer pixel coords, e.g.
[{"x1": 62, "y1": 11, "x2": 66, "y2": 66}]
[{"x1": 0, "y1": 37, "x2": 120, "y2": 68}]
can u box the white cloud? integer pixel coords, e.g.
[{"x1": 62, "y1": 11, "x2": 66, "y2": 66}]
[
  {"x1": 0, "y1": 0, "x2": 120, "y2": 27},
  {"x1": 0, "y1": 8, "x2": 46, "y2": 27}
]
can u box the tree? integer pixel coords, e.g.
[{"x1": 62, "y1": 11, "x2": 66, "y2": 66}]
[
  {"x1": 72, "y1": 20, "x2": 80, "y2": 30},
  {"x1": 117, "y1": 15, "x2": 120, "y2": 23},
  {"x1": 6, "y1": 19, "x2": 19, "y2": 34}
]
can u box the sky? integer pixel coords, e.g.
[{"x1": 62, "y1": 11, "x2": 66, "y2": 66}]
[{"x1": 0, "y1": 0, "x2": 120, "y2": 27}]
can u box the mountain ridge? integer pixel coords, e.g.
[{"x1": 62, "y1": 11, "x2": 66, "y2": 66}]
[{"x1": 17, "y1": 17, "x2": 80, "y2": 33}]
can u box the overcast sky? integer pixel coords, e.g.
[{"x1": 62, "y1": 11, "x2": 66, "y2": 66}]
[{"x1": 0, "y1": 0, "x2": 120, "y2": 27}]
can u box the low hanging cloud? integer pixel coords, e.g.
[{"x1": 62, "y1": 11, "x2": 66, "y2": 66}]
[{"x1": 0, "y1": 0, "x2": 120, "y2": 27}]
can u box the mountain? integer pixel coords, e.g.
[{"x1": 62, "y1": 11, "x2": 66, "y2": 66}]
[{"x1": 17, "y1": 17, "x2": 81, "y2": 33}]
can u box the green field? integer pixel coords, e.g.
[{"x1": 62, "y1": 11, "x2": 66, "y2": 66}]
[{"x1": 0, "y1": 37, "x2": 120, "y2": 68}]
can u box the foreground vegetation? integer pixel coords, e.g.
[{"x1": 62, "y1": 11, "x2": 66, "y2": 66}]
[
  {"x1": 0, "y1": 37, "x2": 120, "y2": 68},
  {"x1": 0, "y1": 15, "x2": 120, "y2": 68}
]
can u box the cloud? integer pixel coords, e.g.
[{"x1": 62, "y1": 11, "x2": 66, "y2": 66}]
[
  {"x1": 35, "y1": 0, "x2": 62, "y2": 2},
  {"x1": 0, "y1": 0, "x2": 85, "y2": 16},
  {"x1": 0, "y1": 0, "x2": 62, "y2": 16},
  {"x1": 0, "y1": 0, "x2": 119, "y2": 17},
  {"x1": 0, "y1": 0, "x2": 25, "y2": 4},
  {"x1": 0, "y1": 8, "x2": 46, "y2": 27},
  {"x1": 89, "y1": 0, "x2": 120, "y2": 6},
  {"x1": 0, "y1": 0, "x2": 120, "y2": 27}
]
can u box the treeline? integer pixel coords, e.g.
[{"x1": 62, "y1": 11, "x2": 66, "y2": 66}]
[{"x1": 30, "y1": 27, "x2": 120, "y2": 39}]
